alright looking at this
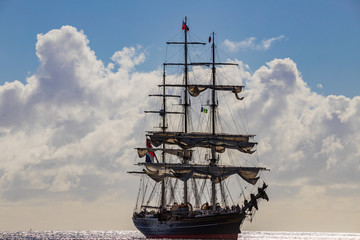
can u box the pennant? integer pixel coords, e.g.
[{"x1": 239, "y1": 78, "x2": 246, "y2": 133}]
[
  {"x1": 201, "y1": 107, "x2": 208, "y2": 113},
  {"x1": 182, "y1": 21, "x2": 189, "y2": 31},
  {"x1": 145, "y1": 139, "x2": 156, "y2": 163}
]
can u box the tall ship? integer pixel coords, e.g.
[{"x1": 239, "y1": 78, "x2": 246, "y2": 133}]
[{"x1": 128, "y1": 17, "x2": 269, "y2": 239}]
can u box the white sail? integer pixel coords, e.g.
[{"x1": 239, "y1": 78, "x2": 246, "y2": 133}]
[
  {"x1": 136, "y1": 148, "x2": 193, "y2": 159},
  {"x1": 160, "y1": 84, "x2": 244, "y2": 100},
  {"x1": 147, "y1": 132, "x2": 257, "y2": 154},
  {"x1": 141, "y1": 163, "x2": 264, "y2": 185}
]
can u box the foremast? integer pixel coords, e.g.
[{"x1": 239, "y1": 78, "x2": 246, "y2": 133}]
[{"x1": 205, "y1": 32, "x2": 239, "y2": 211}]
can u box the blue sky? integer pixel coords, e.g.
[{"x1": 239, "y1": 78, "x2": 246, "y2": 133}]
[
  {"x1": 0, "y1": 0, "x2": 359, "y2": 97},
  {"x1": 0, "y1": 0, "x2": 360, "y2": 233}
]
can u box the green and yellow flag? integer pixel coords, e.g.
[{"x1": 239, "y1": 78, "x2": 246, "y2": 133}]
[{"x1": 201, "y1": 107, "x2": 208, "y2": 113}]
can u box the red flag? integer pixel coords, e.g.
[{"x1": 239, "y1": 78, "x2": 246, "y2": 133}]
[
  {"x1": 182, "y1": 21, "x2": 189, "y2": 31},
  {"x1": 145, "y1": 139, "x2": 156, "y2": 163},
  {"x1": 209, "y1": 36, "x2": 212, "y2": 43}
]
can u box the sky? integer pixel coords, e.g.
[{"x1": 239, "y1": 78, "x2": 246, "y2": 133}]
[{"x1": 0, "y1": 0, "x2": 359, "y2": 233}]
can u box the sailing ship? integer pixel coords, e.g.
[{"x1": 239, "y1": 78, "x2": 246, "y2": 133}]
[{"x1": 128, "y1": 17, "x2": 269, "y2": 239}]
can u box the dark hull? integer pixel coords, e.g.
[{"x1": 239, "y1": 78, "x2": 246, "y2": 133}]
[{"x1": 133, "y1": 212, "x2": 245, "y2": 239}]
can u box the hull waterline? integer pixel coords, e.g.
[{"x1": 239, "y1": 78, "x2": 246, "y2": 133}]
[{"x1": 133, "y1": 212, "x2": 244, "y2": 239}]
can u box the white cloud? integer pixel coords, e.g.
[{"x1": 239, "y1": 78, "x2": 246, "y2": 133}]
[
  {"x1": 261, "y1": 35, "x2": 285, "y2": 50},
  {"x1": 111, "y1": 46, "x2": 145, "y2": 70},
  {"x1": 223, "y1": 37, "x2": 256, "y2": 52},
  {"x1": 223, "y1": 35, "x2": 285, "y2": 52},
  {"x1": 241, "y1": 58, "x2": 360, "y2": 185},
  {"x1": 0, "y1": 25, "x2": 158, "y2": 202}
]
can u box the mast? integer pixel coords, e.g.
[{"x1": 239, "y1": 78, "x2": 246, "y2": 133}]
[
  {"x1": 164, "y1": 27, "x2": 241, "y2": 210},
  {"x1": 184, "y1": 16, "x2": 189, "y2": 134},
  {"x1": 166, "y1": 16, "x2": 206, "y2": 205},
  {"x1": 210, "y1": 32, "x2": 217, "y2": 211},
  {"x1": 183, "y1": 16, "x2": 189, "y2": 204},
  {"x1": 208, "y1": 32, "x2": 239, "y2": 211},
  {"x1": 161, "y1": 63, "x2": 166, "y2": 207},
  {"x1": 211, "y1": 32, "x2": 216, "y2": 138}
]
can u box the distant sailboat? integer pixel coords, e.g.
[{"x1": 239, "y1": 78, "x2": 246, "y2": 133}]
[{"x1": 128, "y1": 17, "x2": 269, "y2": 239}]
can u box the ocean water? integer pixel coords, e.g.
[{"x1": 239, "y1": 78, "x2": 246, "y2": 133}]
[{"x1": 0, "y1": 231, "x2": 359, "y2": 239}]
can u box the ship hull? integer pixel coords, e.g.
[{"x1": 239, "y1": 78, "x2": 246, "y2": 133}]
[{"x1": 133, "y1": 212, "x2": 245, "y2": 239}]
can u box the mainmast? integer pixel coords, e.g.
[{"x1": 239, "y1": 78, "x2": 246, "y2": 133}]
[{"x1": 166, "y1": 16, "x2": 206, "y2": 204}]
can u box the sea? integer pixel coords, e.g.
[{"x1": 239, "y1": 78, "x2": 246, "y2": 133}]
[{"x1": 0, "y1": 231, "x2": 359, "y2": 240}]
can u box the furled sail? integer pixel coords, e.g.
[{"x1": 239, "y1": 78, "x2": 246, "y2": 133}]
[
  {"x1": 158, "y1": 84, "x2": 244, "y2": 100},
  {"x1": 187, "y1": 85, "x2": 208, "y2": 97},
  {"x1": 136, "y1": 147, "x2": 193, "y2": 159},
  {"x1": 147, "y1": 132, "x2": 257, "y2": 154},
  {"x1": 187, "y1": 85, "x2": 243, "y2": 100},
  {"x1": 141, "y1": 163, "x2": 265, "y2": 184}
]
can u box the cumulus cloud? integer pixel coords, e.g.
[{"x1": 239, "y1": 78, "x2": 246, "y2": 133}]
[
  {"x1": 0, "y1": 25, "x2": 159, "y2": 202},
  {"x1": 111, "y1": 46, "x2": 145, "y2": 70},
  {"x1": 223, "y1": 35, "x2": 285, "y2": 52},
  {"x1": 208, "y1": 58, "x2": 360, "y2": 194},
  {"x1": 220, "y1": 58, "x2": 360, "y2": 231},
  {"x1": 0, "y1": 26, "x2": 359, "y2": 231},
  {"x1": 238, "y1": 58, "x2": 360, "y2": 205}
]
